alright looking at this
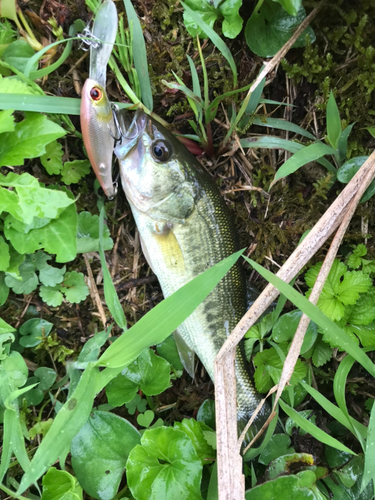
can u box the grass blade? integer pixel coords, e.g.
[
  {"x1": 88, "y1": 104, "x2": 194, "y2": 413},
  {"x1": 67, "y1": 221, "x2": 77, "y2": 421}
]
[
  {"x1": 124, "y1": 0, "x2": 153, "y2": 111},
  {"x1": 180, "y1": 1, "x2": 237, "y2": 88},
  {"x1": 99, "y1": 208, "x2": 127, "y2": 330},
  {"x1": 362, "y1": 397, "x2": 375, "y2": 493},
  {"x1": 300, "y1": 381, "x2": 367, "y2": 439},
  {"x1": 97, "y1": 249, "x2": 244, "y2": 373},
  {"x1": 252, "y1": 116, "x2": 316, "y2": 140},
  {"x1": 17, "y1": 363, "x2": 99, "y2": 495},
  {"x1": 279, "y1": 399, "x2": 355, "y2": 455},
  {"x1": 0, "y1": 94, "x2": 132, "y2": 115},
  {"x1": 326, "y1": 91, "x2": 341, "y2": 149},
  {"x1": 244, "y1": 257, "x2": 375, "y2": 379},
  {"x1": 186, "y1": 54, "x2": 201, "y2": 100},
  {"x1": 241, "y1": 136, "x2": 304, "y2": 153},
  {"x1": 274, "y1": 142, "x2": 337, "y2": 181}
]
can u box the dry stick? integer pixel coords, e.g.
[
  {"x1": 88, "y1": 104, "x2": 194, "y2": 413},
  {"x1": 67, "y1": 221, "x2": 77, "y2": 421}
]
[
  {"x1": 84, "y1": 254, "x2": 107, "y2": 327},
  {"x1": 214, "y1": 150, "x2": 375, "y2": 499},
  {"x1": 213, "y1": 2, "x2": 327, "y2": 498}
]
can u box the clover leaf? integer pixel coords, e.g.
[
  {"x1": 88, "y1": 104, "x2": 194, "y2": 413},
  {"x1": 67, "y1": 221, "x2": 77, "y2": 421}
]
[
  {"x1": 40, "y1": 140, "x2": 64, "y2": 175},
  {"x1": 126, "y1": 427, "x2": 203, "y2": 500},
  {"x1": 60, "y1": 271, "x2": 89, "y2": 304},
  {"x1": 125, "y1": 394, "x2": 147, "y2": 415},
  {"x1": 183, "y1": 0, "x2": 243, "y2": 39},
  {"x1": 5, "y1": 257, "x2": 38, "y2": 294},
  {"x1": 19, "y1": 318, "x2": 53, "y2": 348}
]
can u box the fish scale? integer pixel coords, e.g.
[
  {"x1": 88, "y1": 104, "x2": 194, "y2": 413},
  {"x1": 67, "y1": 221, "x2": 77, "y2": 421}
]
[{"x1": 113, "y1": 109, "x2": 271, "y2": 441}]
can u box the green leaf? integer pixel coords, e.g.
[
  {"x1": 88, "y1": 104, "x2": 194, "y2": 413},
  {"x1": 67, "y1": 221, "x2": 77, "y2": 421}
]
[
  {"x1": 347, "y1": 244, "x2": 367, "y2": 269},
  {"x1": 183, "y1": 0, "x2": 243, "y2": 39},
  {"x1": 337, "y1": 156, "x2": 375, "y2": 203},
  {"x1": 311, "y1": 337, "x2": 332, "y2": 367},
  {"x1": 2, "y1": 40, "x2": 37, "y2": 73},
  {"x1": 71, "y1": 411, "x2": 140, "y2": 500},
  {"x1": 5, "y1": 202, "x2": 78, "y2": 263},
  {"x1": 0, "y1": 108, "x2": 15, "y2": 134},
  {"x1": 60, "y1": 160, "x2": 91, "y2": 185},
  {"x1": 41, "y1": 467, "x2": 82, "y2": 500},
  {"x1": 19, "y1": 318, "x2": 53, "y2": 348},
  {"x1": 258, "y1": 434, "x2": 295, "y2": 465},
  {"x1": 180, "y1": 1, "x2": 237, "y2": 87},
  {"x1": 60, "y1": 271, "x2": 89, "y2": 304},
  {"x1": 0, "y1": 236, "x2": 10, "y2": 272},
  {"x1": 0, "y1": 272, "x2": 10, "y2": 306},
  {"x1": 125, "y1": 394, "x2": 147, "y2": 416},
  {"x1": 126, "y1": 427, "x2": 203, "y2": 500},
  {"x1": 78, "y1": 329, "x2": 110, "y2": 363},
  {"x1": 274, "y1": 142, "x2": 336, "y2": 182},
  {"x1": 326, "y1": 91, "x2": 341, "y2": 149},
  {"x1": 156, "y1": 335, "x2": 184, "y2": 371},
  {"x1": 39, "y1": 265, "x2": 66, "y2": 288},
  {"x1": 5, "y1": 257, "x2": 39, "y2": 294},
  {"x1": 137, "y1": 410, "x2": 155, "y2": 428},
  {"x1": 0, "y1": 113, "x2": 66, "y2": 167},
  {"x1": 362, "y1": 401, "x2": 375, "y2": 492},
  {"x1": 39, "y1": 286, "x2": 63, "y2": 307},
  {"x1": 124, "y1": 0, "x2": 153, "y2": 111},
  {"x1": 1, "y1": 350, "x2": 28, "y2": 388},
  {"x1": 272, "y1": 310, "x2": 317, "y2": 354},
  {"x1": 76, "y1": 212, "x2": 113, "y2": 253},
  {"x1": 346, "y1": 290, "x2": 375, "y2": 326},
  {"x1": 245, "y1": 471, "x2": 321, "y2": 499},
  {"x1": 273, "y1": 0, "x2": 302, "y2": 16},
  {"x1": 197, "y1": 399, "x2": 216, "y2": 430},
  {"x1": 174, "y1": 419, "x2": 216, "y2": 464},
  {"x1": 338, "y1": 271, "x2": 371, "y2": 305},
  {"x1": 106, "y1": 349, "x2": 171, "y2": 406},
  {"x1": 245, "y1": 4, "x2": 315, "y2": 58},
  {"x1": 0, "y1": 317, "x2": 15, "y2": 335},
  {"x1": 34, "y1": 367, "x2": 57, "y2": 391},
  {"x1": 40, "y1": 141, "x2": 64, "y2": 175},
  {"x1": 252, "y1": 116, "x2": 316, "y2": 141}
]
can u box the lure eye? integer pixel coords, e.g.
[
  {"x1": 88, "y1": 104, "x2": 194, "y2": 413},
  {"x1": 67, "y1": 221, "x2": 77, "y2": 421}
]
[
  {"x1": 90, "y1": 87, "x2": 102, "y2": 101},
  {"x1": 151, "y1": 140, "x2": 171, "y2": 162}
]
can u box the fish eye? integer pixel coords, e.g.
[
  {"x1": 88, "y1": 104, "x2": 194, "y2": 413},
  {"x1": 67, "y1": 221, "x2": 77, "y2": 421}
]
[
  {"x1": 90, "y1": 87, "x2": 102, "y2": 101},
  {"x1": 151, "y1": 141, "x2": 171, "y2": 162}
]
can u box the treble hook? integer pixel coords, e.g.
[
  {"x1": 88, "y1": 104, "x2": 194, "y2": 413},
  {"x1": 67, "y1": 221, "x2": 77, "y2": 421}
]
[
  {"x1": 109, "y1": 104, "x2": 122, "y2": 143},
  {"x1": 77, "y1": 26, "x2": 102, "y2": 51}
]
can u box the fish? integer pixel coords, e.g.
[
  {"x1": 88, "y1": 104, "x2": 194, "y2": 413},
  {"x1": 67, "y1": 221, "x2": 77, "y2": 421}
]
[
  {"x1": 80, "y1": 78, "x2": 117, "y2": 199},
  {"x1": 111, "y1": 108, "x2": 270, "y2": 441}
]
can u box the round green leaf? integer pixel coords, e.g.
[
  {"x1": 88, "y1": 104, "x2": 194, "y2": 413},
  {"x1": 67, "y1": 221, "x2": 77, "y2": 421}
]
[
  {"x1": 196, "y1": 399, "x2": 216, "y2": 430},
  {"x1": 273, "y1": 310, "x2": 318, "y2": 354},
  {"x1": 2, "y1": 40, "x2": 37, "y2": 73},
  {"x1": 22, "y1": 377, "x2": 44, "y2": 406},
  {"x1": 127, "y1": 427, "x2": 203, "y2": 500},
  {"x1": 1, "y1": 350, "x2": 28, "y2": 388},
  {"x1": 19, "y1": 318, "x2": 53, "y2": 347},
  {"x1": 35, "y1": 367, "x2": 57, "y2": 391},
  {"x1": 337, "y1": 156, "x2": 375, "y2": 202},
  {"x1": 258, "y1": 434, "x2": 295, "y2": 466},
  {"x1": 41, "y1": 467, "x2": 82, "y2": 500},
  {"x1": 71, "y1": 411, "x2": 140, "y2": 500}
]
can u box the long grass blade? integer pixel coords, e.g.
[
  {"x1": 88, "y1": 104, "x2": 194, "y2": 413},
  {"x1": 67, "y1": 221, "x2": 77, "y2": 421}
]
[
  {"x1": 124, "y1": 0, "x2": 153, "y2": 111},
  {"x1": 186, "y1": 54, "x2": 201, "y2": 100},
  {"x1": 241, "y1": 136, "x2": 304, "y2": 153},
  {"x1": 180, "y1": 1, "x2": 237, "y2": 88},
  {"x1": 362, "y1": 397, "x2": 375, "y2": 494},
  {"x1": 252, "y1": 117, "x2": 316, "y2": 140},
  {"x1": 279, "y1": 399, "x2": 355, "y2": 454}
]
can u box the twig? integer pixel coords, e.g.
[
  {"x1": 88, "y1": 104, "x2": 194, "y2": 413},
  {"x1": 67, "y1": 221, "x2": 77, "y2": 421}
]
[{"x1": 84, "y1": 254, "x2": 107, "y2": 327}]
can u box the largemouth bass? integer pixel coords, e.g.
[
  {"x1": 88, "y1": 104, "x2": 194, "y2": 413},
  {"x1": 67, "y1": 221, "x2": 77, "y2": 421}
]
[{"x1": 113, "y1": 109, "x2": 269, "y2": 440}]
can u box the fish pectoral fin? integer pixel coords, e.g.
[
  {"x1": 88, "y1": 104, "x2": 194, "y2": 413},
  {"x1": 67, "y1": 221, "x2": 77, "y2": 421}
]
[
  {"x1": 153, "y1": 223, "x2": 185, "y2": 275},
  {"x1": 174, "y1": 331, "x2": 195, "y2": 378}
]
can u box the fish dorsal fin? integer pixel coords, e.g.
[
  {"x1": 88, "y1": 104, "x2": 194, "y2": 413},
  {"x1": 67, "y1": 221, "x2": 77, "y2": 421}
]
[{"x1": 174, "y1": 331, "x2": 195, "y2": 378}]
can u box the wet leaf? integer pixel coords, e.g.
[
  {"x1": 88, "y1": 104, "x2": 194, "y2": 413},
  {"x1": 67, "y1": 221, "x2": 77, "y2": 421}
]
[
  {"x1": 41, "y1": 467, "x2": 83, "y2": 500},
  {"x1": 71, "y1": 411, "x2": 140, "y2": 500},
  {"x1": 1, "y1": 351, "x2": 28, "y2": 388},
  {"x1": 126, "y1": 427, "x2": 202, "y2": 500},
  {"x1": 156, "y1": 335, "x2": 184, "y2": 371},
  {"x1": 259, "y1": 434, "x2": 295, "y2": 466},
  {"x1": 197, "y1": 399, "x2": 215, "y2": 430},
  {"x1": 266, "y1": 453, "x2": 314, "y2": 480},
  {"x1": 174, "y1": 419, "x2": 215, "y2": 464},
  {"x1": 245, "y1": 470, "x2": 322, "y2": 499}
]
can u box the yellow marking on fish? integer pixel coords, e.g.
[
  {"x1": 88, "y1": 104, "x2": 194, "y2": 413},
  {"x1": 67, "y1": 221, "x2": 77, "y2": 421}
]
[{"x1": 153, "y1": 224, "x2": 185, "y2": 275}]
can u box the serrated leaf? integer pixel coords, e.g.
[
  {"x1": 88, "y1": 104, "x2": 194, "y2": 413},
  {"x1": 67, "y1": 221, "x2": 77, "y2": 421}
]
[
  {"x1": 76, "y1": 211, "x2": 113, "y2": 253},
  {"x1": 0, "y1": 75, "x2": 37, "y2": 94},
  {"x1": 61, "y1": 160, "x2": 91, "y2": 185},
  {"x1": 39, "y1": 265, "x2": 66, "y2": 287},
  {"x1": 40, "y1": 141, "x2": 64, "y2": 175},
  {"x1": 0, "y1": 109, "x2": 15, "y2": 134},
  {"x1": 60, "y1": 271, "x2": 88, "y2": 304},
  {"x1": 337, "y1": 271, "x2": 371, "y2": 305},
  {"x1": 347, "y1": 253, "x2": 363, "y2": 270},
  {"x1": 39, "y1": 286, "x2": 63, "y2": 307},
  {"x1": 0, "y1": 113, "x2": 66, "y2": 167},
  {"x1": 0, "y1": 236, "x2": 10, "y2": 272},
  {"x1": 348, "y1": 323, "x2": 375, "y2": 347},
  {"x1": 312, "y1": 337, "x2": 332, "y2": 367},
  {"x1": 5, "y1": 202, "x2": 77, "y2": 263},
  {"x1": 346, "y1": 290, "x2": 375, "y2": 326}
]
